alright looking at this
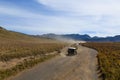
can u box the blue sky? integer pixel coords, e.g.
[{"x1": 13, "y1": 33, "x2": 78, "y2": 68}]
[{"x1": 0, "y1": 0, "x2": 120, "y2": 37}]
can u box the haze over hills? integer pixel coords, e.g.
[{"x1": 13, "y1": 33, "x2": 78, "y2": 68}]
[
  {"x1": 0, "y1": 26, "x2": 120, "y2": 42},
  {"x1": 41, "y1": 33, "x2": 120, "y2": 42},
  {"x1": 0, "y1": 26, "x2": 66, "y2": 80},
  {"x1": 0, "y1": 26, "x2": 58, "y2": 43}
]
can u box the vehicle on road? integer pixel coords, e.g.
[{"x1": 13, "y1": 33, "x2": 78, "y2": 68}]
[{"x1": 67, "y1": 47, "x2": 77, "y2": 56}]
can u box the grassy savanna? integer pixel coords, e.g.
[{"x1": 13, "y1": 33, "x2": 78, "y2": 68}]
[
  {"x1": 82, "y1": 42, "x2": 120, "y2": 80},
  {"x1": 0, "y1": 27, "x2": 67, "y2": 80}
]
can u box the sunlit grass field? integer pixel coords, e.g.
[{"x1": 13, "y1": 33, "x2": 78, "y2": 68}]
[
  {"x1": 0, "y1": 27, "x2": 67, "y2": 80},
  {"x1": 82, "y1": 42, "x2": 120, "y2": 80}
]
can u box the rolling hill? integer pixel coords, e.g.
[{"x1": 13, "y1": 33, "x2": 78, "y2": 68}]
[
  {"x1": 0, "y1": 26, "x2": 66, "y2": 80},
  {"x1": 0, "y1": 26, "x2": 59, "y2": 43}
]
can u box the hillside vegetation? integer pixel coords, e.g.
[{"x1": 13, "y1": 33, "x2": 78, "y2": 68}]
[
  {"x1": 0, "y1": 27, "x2": 66, "y2": 80},
  {"x1": 82, "y1": 42, "x2": 120, "y2": 80}
]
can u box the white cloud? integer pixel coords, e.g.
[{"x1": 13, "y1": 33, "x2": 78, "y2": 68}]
[
  {"x1": 0, "y1": 5, "x2": 45, "y2": 18},
  {"x1": 36, "y1": 0, "x2": 120, "y2": 36},
  {"x1": 1, "y1": 0, "x2": 120, "y2": 37},
  {"x1": 37, "y1": 0, "x2": 120, "y2": 16}
]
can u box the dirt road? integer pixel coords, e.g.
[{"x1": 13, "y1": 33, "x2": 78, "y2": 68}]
[{"x1": 11, "y1": 45, "x2": 98, "y2": 80}]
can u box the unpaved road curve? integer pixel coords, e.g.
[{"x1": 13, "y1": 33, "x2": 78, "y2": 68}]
[{"x1": 11, "y1": 45, "x2": 98, "y2": 80}]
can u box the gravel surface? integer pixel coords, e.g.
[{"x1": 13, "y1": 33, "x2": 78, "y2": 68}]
[{"x1": 10, "y1": 45, "x2": 98, "y2": 80}]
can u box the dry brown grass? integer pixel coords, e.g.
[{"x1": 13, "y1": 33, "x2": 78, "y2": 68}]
[
  {"x1": 0, "y1": 27, "x2": 67, "y2": 80},
  {"x1": 82, "y1": 42, "x2": 120, "y2": 80},
  {"x1": 0, "y1": 40, "x2": 66, "y2": 79}
]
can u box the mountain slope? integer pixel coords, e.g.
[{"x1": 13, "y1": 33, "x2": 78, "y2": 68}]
[
  {"x1": 0, "y1": 26, "x2": 66, "y2": 80},
  {"x1": 0, "y1": 27, "x2": 57, "y2": 43},
  {"x1": 41, "y1": 33, "x2": 120, "y2": 42}
]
